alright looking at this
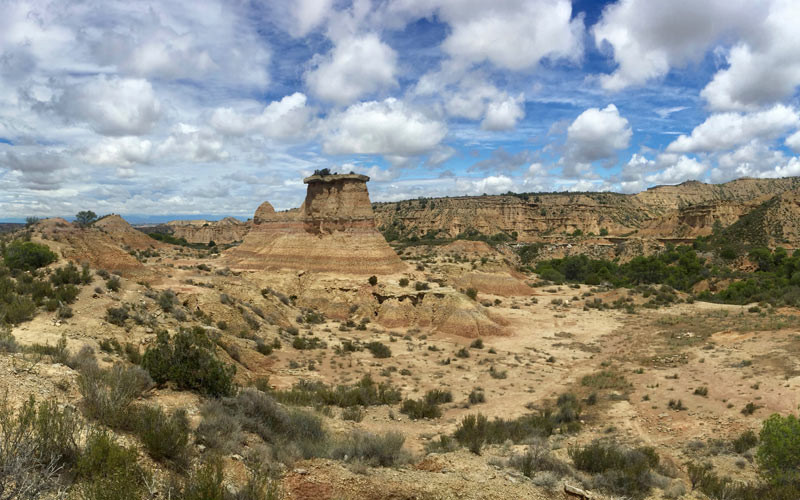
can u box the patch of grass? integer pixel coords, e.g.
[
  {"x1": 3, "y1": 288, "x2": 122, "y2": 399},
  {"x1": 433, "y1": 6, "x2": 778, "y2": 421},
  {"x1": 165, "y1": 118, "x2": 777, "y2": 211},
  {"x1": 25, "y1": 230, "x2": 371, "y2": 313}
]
[
  {"x1": 581, "y1": 370, "x2": 631, "y2": 390},
  {"x1": 272, "y1": 374, "x2": 401, "y2": 408},
  {"x1": 400, "y1": 398, "x2": 442, "y2": 419},
  {"x1": 569, "y1": 441, "x2": 659, "y2": 499}
]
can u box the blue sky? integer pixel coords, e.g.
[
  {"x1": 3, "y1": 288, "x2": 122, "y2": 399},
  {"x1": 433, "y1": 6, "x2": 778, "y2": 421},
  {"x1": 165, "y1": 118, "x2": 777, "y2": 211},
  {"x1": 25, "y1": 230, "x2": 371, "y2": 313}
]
[{"x1": 1, "y1": 0, "x2": 800, "y2": 222}]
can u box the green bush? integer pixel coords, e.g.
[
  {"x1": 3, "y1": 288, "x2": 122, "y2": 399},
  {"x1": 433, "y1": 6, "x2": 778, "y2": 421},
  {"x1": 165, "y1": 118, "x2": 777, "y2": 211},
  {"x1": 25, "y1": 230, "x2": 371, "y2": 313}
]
[
  {"x1": 465, "y1": 287, "x2": 478, "y2": 300},
  {"x1": 134, "y1": 405, "x2": 189, "y2": 463},
  {"x1": 454, "y1": 413, "x2": 489, "y2": 454},
  {"x1": 272, "y1": 375, "x2": 401, "y2": 408},
  {"x1": 399, "y1": 278, "x2": 409, "y2": 287},
  {"x1": 78, "y1": 363, "x2": 153, "y2": 428},
  {"x1": 758, "y1": 413, "x2": 800, "y2": 484},
  {"x1": 365, "y1": 341, "x2": 391, "y2": 358},
  {"x1": 76, "y1": 431, "x2": 146, "y2": 500},
  {"x1": 424, "y1": 389, "x2": 453, "y2": 405},
  {"x1": 368, "y1": 275, "x2": 378, "y2": 286},
  {"x1": 569, "y1": 441, "x2": 659, "y2": 499},
  {"x1": 330, "y1": 430, "x2": 406, "y2": 467},
  {"x1": 468, "y1": 389, "x2": 486, "y2": 405},
  {"x1": 105, "y1": 306, "x2": 129, "y2": 326},
  {"x1": 733, "y1": 429, "x2": 758, "y2": 454},
  {"x1": 3, "y1": 241, "x2": 57, "y2": 271},
  {"x1": 142, "y1": 327, "x2": 236, "y2": 397},
  {"x1": 105, "y1": 276, "x2": 121, "y2": 292},
  {"x1": 400, "y1": 398, "x2": 442, "y2": 419}
]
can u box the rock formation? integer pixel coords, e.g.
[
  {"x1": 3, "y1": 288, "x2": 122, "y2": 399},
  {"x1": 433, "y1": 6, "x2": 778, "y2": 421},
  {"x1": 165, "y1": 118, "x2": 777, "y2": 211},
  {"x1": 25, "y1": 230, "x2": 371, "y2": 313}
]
[
  {"x1": 225, "y1": 173, "x2": 405, "y2": 274},
  {"x1": 165, "y1": 217, "x2": 250, "y2": 245}
]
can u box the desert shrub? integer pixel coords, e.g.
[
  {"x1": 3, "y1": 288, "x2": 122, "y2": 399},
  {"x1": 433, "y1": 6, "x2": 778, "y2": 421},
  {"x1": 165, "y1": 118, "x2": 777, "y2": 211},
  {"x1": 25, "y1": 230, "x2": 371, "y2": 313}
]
[
  {"x1": 470, "y1": 338, "x2": 484, "y2": 349},
  {"x1": 142, "y1": 327, "x2": 236, "y2": 397},
  {"x1": 105, "y1": 306, "x2": 129, "y2": 326},
  {"x1": 157, "y1": 289, "x2": 177, "y2": 312},
  {"x1": 195, "y1": 400, "x2": 243, "y2": 454},
  {"x1": 455, "y1": 347, "x2": 469, "y2": 358},
  {"x1": 414, "y1": 281, "x2": 429, "y2": 291},
  {"x1": 424, "y1": 389, "x2": 453, "y2": 405},
  {"x1": 454, "y1": 413, "x2": 489, "y2": 454},
  {"x1": 105, "y1": 276, "x2": 121, "y2": 292},
  {"x1": 465, "y1": 288, "x2": 478, "y2": 300},
  {"x1": 50, "y1": 262, "x2": 86, "y2": 286},
  {"x1": 292, "y1": 336, "x2": 324, "y2": 350},
  {"x1": 733, "y1": 429, "x2": 758, "y2": 454},
  {"x1": 581, "y1": 370, "x2": 631, "y2": 390},
  {"x1": 0, "y1": 294, "x2": 37, "y2": 324},
  {"x1": 400, "y1": 398, "x2": 442, "y2": 419},
  {"x1": 134, "y1": 405, "x2": 189, "y2": 464},
  {"x1": 123, "y1": 343, "x2": 141, "y2": 364},
  {"x1": 468, "y1": 389, "x2": 486, "y2": 404},
  {"x1": 27, "y1": 334, "x2": 70, "y2": 365},
  {"x1": 78, "y1": 363, "x2": 153, "y2": 428},
  {"x1": 510, "y1": 443, "x2": 571, "y2": 479},
  {"x1": 694, "y1": 386, "x2": 709, "y2": 397},
  {"x1": 569, "y1": 441, "x2": 659, "y2": 499},
  {"x1": 226, "y1": 388, "x2": 326, "y2": 459},
  {"x1": 399, "y1": 278, "x2": 409, "y2": 287},
  {"x1": 330, "y1": 431, "x2": 407, "y2": 467},
  {"x1": 0, "y1": 327, "x2": 17, "y2": 353},
  {"x1": 76, "y1": 431, "x2": 146, "y2": 500},
  {"x1": 368, "y1": 275, "x2": 378, "y2": 286},
  {"x1": 488, "y1": 366, "x2": 507, "y2": 379},
  {"x1": 272, "y1": 375, "x2": 401, "y2": 408},
  {"x1": 57, "y1": 304, "x2": 73, "y2": 319},
  {"x1": 341, "y1": 406, "x2": 364, "y2": 422},
  {"x1": 365, "y1": 341, "x2": 391, "y2": 358},
  {"x1": 256, "y1": 339, "x2": 273, "y2": 356},
  {"x1": 3, "y1": 241, "x2": 57, "y2": 271}
]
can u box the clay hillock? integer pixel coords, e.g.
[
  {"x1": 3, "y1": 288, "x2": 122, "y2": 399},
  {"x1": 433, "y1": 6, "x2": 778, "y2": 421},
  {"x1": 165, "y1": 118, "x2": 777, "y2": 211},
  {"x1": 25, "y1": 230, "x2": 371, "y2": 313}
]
[
  {"x1": 31, "y1": 216, "x2": 151, "y2": 275},
  {"x1": 225, "y1": 173, "x2": 405, "y2": 275},
  {"x1": 165, "y1": 216, "x2": 250, "y2": 245}
]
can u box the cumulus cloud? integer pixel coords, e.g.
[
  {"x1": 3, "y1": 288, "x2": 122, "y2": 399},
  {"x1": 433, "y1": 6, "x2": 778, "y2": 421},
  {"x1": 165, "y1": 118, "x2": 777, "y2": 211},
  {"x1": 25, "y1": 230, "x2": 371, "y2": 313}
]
[
  {"x1": 388, "y1": 0, "x2": 583, "y2": 70},
  {"x1": 786, "y1": 130, "x2": 800, "y2": 153},
  {"x1": 593, "y1": 0, "x2": 760, "y2": 91},
  {"x1": 210, "y1": 93, "x2": 312, "y2": 139},
  {"x1": 285, "y1": 0, "x2": 334, "y2": 37},
  {"x1": 564, "y1": 104, "x2": 631, "y2": 170},
  {"x1": 55, "y1": 76, "x2": 161, "y2": 136},
  {"x1": 306, "y1": 33, "x2": 397, "y2": 105},
  {"x1": 618, "y1": 153, "x2": 707, "y2": 192},
  {"x1": 701, "y1": 1, "x2": 800, "y2": 111},
  {"x1": 322, "y1": 98, "x2": 446, "y2": 157},
  {"x1": 81, "y1": 137, "x2": 154, "y2": 166},
  {"x1": 156, "y1": 123, "x2": 228, "y2": 162},
  {"x1": 666, "y1": 105, "x2": 799, "y2": 154},
  {"x1": 482, "y1": 94, "x2": 525, "y2": 131}
]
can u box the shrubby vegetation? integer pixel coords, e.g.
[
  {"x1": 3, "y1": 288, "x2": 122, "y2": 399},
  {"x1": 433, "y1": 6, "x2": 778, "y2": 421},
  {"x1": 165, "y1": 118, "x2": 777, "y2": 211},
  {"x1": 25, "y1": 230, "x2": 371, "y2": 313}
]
[{"x1": 142, "y1": 326, "x2": 236, "y2": 397}]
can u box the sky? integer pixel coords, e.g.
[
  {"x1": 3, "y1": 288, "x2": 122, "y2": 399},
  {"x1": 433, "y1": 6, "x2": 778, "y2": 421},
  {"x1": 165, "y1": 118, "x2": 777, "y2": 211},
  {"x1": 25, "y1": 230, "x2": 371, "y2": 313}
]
[{"x1": 1, "y1": 0, "x2": 800, "y2": 222}]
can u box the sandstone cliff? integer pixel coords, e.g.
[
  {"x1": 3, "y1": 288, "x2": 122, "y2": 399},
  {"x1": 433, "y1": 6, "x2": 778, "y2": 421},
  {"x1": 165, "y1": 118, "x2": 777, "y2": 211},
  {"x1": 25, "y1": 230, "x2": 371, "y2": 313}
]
[
  {"x1": 225, "y1": 173, "x2": 406, "y2": 275},
  {"x1": 164, "y1": 217, "x2": 250, "y2": 245}
]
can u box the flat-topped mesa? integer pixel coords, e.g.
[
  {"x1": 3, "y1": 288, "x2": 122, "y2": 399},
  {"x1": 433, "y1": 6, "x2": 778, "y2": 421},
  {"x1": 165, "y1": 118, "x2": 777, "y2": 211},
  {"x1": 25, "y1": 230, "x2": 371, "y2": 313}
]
[{"x1": 224, "y1": 173, "x2": 405, "y2": 275}]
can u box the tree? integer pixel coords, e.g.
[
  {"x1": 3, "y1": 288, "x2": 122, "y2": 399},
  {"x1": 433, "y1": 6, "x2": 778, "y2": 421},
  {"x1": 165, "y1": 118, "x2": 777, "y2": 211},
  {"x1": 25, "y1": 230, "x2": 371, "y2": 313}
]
[
  {"x1": 25, "y1": 216, "x2": 40, "y2": 227},
  {"x1": 75, "y1": 211, "x2": 97, "y2": 228},
  {"x1": 3, "y1": 241, "x2": 57, "y2": 271}
]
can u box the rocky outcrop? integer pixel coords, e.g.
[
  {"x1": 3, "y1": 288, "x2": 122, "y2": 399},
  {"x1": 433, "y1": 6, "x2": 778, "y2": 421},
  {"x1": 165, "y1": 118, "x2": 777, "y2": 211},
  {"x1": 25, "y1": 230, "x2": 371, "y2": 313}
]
[
  {"x1": 225, "y1": 173, "x2": 405, "y2": 275},
  {"x1": 165, "y1": 217, "x2": 250, "y2": 245}
]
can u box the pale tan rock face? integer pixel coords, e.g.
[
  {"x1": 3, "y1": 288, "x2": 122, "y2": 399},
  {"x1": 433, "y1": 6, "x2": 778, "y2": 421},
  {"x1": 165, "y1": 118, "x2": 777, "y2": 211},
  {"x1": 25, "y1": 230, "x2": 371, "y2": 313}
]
[
  {"x1": 225, "y1": 174, "x2": 405, "y2": 275},
  {"x1": 166, "y1": 217, "x2": 250, "y2": 245}
]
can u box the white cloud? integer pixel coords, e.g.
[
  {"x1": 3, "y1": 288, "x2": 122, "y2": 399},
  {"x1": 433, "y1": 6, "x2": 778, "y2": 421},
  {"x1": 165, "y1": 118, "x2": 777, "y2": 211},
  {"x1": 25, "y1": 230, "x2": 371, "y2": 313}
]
[
  {"x1": 287, "y1": 0, "x2": 334, "y2": 37},
  {"x1": 786, "y1": 130, "x2": 800, "y2": 153},
  {"x1": 421, "y1": 0, "x2": 584, "y2": 70},
  {"x1": 645, "y1": 155, "x2": 706, "y2": 185},
  {"x1": 210, "y1": 93, "x2": 311, "y2": 139},
  {"x1": 482, "y1": 94, "x2": 525, "y2": 131},
  {"x1": 593, "y1": 0, "x2": 759, "y2": 90},
  {"x1": 565, "y1": 104, "x2": 631, "y2": 167},
  {"x1": 81, "y1": 137, "x2": 153, "y2": 166},
  {"x1": 666, "y1": 105, "x2": 799, "y2": 154},
  {"x1": 701, "y1": 0, "x2": 800, "y2": 111},
  {"x1": 305, "y1": 33, "x2": 397, "y2": 105},
  {"x1": 55, "y1": 76, "x2": 161, "y2": 136},
  {"x1": 618, "y1": 153, "x2": 707, "y2": 191},
  {"x1": 156, "y1": 123, "x2": 228, "y2": 162},
  {"x1": 322, "y1": 98, "x2": 447, "y2": 157}
]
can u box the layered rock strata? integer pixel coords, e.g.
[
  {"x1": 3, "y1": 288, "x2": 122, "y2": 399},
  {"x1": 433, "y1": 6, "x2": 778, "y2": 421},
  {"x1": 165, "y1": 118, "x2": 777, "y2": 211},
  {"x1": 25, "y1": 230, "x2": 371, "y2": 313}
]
[{"x1": 226, "y1": 173, "x2": 405, "y2": 274}]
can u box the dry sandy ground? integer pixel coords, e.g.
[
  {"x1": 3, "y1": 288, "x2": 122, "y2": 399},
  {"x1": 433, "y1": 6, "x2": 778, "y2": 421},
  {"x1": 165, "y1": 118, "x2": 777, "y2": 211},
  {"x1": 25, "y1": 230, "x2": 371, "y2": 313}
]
[{"x1": 7, "y1": 243, "x2": 799, "y2": 499}]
